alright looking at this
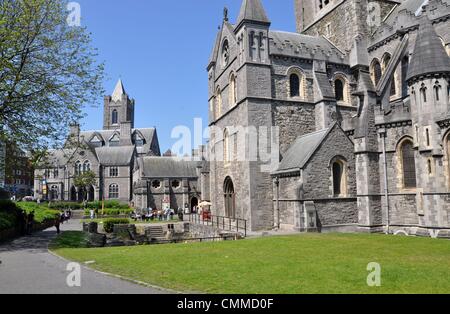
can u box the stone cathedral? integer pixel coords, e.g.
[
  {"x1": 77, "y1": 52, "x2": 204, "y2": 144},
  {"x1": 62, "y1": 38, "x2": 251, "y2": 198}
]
[{"x1": 207, "y1": 0, "x2": 450, "y2": 237}]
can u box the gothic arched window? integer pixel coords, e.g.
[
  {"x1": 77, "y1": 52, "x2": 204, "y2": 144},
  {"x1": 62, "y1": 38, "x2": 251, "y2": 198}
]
[
  {"x1": 370, "y1": 59, "x2": 382, "y2": 86},
  {"x1": 223, "y1": 129, "x2": 230, "y2": 163},
  {"x1": 229, "y1": 73, "x2": 237, "y2": 106},
  {"x1": 224, "y1": 177, "x2": 235, "y2": 218},
  {"x1": 420, "y1": 84, "x2": 427, "y2": 103},
  {"x1": 400, "y1": 139, "x2": 417, "y2": 189},
  {"x1": 331, "y1": 158, "x2": 347, "y2": 197},
  {"x1": 83, "y1": 161, "x2": 91, "y2": 173},
  {"x1": 112, "y1": 109, "x2": 118, "y2": 125},
  {"x1": 290, "y1": 73, "x2": 300, "y2": 97},
  {"x1": 109, "y1": 184, "x2": 119, "y2": 199},
  {"x1": 335, "y1": 78, "x2": 345, "y2": 102},
  {"x1": 75, "y1": 161, "x2": 82, "y2": 176},
  {"x1": 222, "y1": 40, "x2": 230, "y2": 67},
  {"x1": 434, "y1": 81, "x2": 441, "y2": 102}
]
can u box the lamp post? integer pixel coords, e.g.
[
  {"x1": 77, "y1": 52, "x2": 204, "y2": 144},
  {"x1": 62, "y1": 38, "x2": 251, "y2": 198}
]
[{"x1": 274, "y1": 177, "x2": 280, "y2": 230}]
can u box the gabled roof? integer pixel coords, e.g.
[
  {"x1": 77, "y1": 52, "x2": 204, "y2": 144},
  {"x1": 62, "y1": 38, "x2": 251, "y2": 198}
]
[
  {"x1": 236, "y1": 0, "x2": 270, "y2": 29},
  {"x1": 36, "y1": 149, "x2": 76, "y2": 168},
  {"x1": 273, "y1": 127, "x2": 331, "y2": 174},
  {"x1": 140, "y1": 157, "x2": 199, "y2": 178},
  {"x1": 79, "y1": 128, "x2": 157, "y2": 155},
  {"x1": 111, "y1": 79, "x2": 126, "y2": 102},
  {"x1": 95, "y1": 146, "x2": 135, "y2": 166},
  {"x1": 406, "y1": 14, "x2": 450, "y2": 81}
]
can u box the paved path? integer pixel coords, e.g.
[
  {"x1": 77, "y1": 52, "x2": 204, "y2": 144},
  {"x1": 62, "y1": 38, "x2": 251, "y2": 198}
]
[{"x1": 0, "y1": 219, "x2": 168, "y2": 294}]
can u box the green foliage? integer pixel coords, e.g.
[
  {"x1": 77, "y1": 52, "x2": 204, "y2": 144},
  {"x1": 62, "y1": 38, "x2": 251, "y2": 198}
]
[
  {"x1": 103, "y1": 218, "x2": 130, "y2": 233},
  {"x1": 0, "y1": 200, "x2": 21, "y2": 231},
  {"x1": 0, "y1": 212, "x2": 16, "y2": 230},
  {"x1": 16, "y1": 202, "x2": 60, "y2": 223},
  {"x1": 48, "y1": 202, "x2": 83, "y2": 210},
  {"x1": 0, "y1": 0, "x2": 105, "y2": 150},
  {"x1": 85, "y1": 200, "x2": 130, "y2": 210}
]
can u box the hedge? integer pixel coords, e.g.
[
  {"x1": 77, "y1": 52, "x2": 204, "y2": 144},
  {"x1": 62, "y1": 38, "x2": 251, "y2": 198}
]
[
  {"x1": 103, "y1": 218, "x2": 130, "y2": 233},
  {"x1": 84, "y1": 208, "x2": 133, "y2": 216},
  {"x1": 48, "y1": 200, "x2": 130, "y2": 210},
  {"x1": 15, "y1": 203, "x2": 60, "y2": 224}
]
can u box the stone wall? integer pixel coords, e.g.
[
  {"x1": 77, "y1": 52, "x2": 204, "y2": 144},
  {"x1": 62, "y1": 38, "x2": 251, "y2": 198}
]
[{"x1": 273, "y1": 102, "x2": 316, "y2": 155}]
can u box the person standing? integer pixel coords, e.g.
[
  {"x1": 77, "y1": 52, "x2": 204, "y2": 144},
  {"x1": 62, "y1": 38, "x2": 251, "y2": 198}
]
[
  {"x1": 26, "y1": 211, "x2": 35, "y2": 235},
  {"x1": 55, "y1": 213, "x2": 61, "y2": 234}
]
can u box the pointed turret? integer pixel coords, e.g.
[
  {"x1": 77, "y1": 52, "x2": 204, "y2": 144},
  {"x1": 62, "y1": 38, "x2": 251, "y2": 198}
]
[
  {"x1": 406, "y1": 14, "x2": 450, "y2": 82},
  {"x1": 111, "y1": 79, "x2": 126, "y2": 102},
  {"x1": 103, "y1": 78, "x2": 135, "y2": 130},
  {"x1": 236, "y1": 0, "x2": 270, "y2": 30}
]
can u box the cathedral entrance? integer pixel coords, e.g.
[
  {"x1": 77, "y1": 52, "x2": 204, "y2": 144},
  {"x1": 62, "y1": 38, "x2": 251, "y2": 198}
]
[
  {"x1": 70, "y1": 186, "x2": 77, "y2": 202},
  {"x1": 191, "y1": 197, "x2": 198, "y2": 212},
  {"x1": 77, "y1": 187, "x2": 86, "y2": 202},
  {"x1": 88, "y1": 186, "x2": 95, "y2": 202},
  {"x1": 224, "y1": 177, "x2": 235, "y2": 219}
]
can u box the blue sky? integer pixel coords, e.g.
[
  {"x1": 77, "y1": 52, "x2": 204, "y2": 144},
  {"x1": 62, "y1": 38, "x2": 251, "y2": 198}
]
[{"x1": 77, "y1": 0, "x2": 297, "y2": 152}]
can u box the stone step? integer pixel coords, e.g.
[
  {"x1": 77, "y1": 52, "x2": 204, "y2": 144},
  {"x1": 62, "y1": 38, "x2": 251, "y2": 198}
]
[{"x1": 146, "y1": 226, "x2": 165, "y2": 239}]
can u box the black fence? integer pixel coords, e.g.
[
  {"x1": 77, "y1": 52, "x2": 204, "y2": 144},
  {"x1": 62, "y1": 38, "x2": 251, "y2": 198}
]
[{"x1": 187, "y1": 213, "x2": 247, "y2": 237}]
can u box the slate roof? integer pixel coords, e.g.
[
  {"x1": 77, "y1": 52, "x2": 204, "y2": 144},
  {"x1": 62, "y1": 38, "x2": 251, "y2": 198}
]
[
  {"x1": 79, "y1": 128, "x2": 157, "y2": 155},
  {"x1": 140, "y1": 157, "x2": 199, "y2": 178},
  {"x1": 268, "y1": 31, "x2": 346, "y2": 63},
  {"x1": 406, "y1": 15, "x2": 450, "y2": 81},
  {"x1": 274, "y1": 127, "x2": 331, "y2": 174},
  {"x1": 236, "y1": 0, "x2": 270, "y2": 28},
  {"x1": 95, "y1": 146, "x2": 135, "y2": 166},
  {"x1": 36, "y1": 149, "x2": 76, "y2": 168}
]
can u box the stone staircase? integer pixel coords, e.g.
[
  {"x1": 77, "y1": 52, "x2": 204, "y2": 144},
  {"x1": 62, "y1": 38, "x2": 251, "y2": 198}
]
[{"x1": 146, "y1": 226, "x2": 165, "y2": 240}]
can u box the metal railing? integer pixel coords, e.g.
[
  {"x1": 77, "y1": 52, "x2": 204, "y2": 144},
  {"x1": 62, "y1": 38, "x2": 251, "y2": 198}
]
[{"x1": 187, "y1": 213, "x2": 247, "y2": 237}]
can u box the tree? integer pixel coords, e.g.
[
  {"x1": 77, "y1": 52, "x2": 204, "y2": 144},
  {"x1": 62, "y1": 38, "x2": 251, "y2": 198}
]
[
  {"x1": 73, "y1": 170, "x2": 95, "y2": 202},
  {"x1": 0, "y1": 0, "x2": 104, "y2": 151}
]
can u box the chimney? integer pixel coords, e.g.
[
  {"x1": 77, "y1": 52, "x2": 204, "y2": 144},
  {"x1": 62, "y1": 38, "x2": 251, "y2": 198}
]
[
  {"x1": 69, "y1": 123, "x2": 80, "y2": 138},
  {"x1": 120, "y1": 122, "x2": 132, "y2": 146}
]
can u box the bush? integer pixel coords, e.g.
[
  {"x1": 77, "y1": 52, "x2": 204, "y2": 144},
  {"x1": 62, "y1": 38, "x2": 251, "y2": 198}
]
[
  {"x1": 103, "y1": 218, "x2": 130, "y2": 233},
  {"x1": 86, "y1": 200, "x2": 130, "y2": 210},
  {"x1": 0, "y1": 200, "x2": 21, "y2": 231},
  {"x1": 84, "y1": 207, "x2": 133, "y2": 216},
  {"x1": 48, "y1": 202, "x2": 83, "y2": 210},
  {"x1": 16, "y1": 203, "x2": 60, "y2": 223}
]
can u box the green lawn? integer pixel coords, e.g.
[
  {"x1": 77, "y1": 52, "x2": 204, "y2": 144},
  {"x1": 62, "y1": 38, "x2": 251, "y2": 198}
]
[{"x1": 51, "y1": 233, "x2": 450, "y2": 294}]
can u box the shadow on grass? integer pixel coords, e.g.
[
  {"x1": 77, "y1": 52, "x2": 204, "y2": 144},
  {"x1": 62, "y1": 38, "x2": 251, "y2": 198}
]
[{"x1": 49, "y1": 231, "x2": 89, "y2": 250}]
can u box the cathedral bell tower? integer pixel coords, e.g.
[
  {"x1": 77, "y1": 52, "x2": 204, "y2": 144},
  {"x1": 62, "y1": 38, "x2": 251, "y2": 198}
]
[{"x1": 103, "y1": 79, "x2": 135, "y2": 130}]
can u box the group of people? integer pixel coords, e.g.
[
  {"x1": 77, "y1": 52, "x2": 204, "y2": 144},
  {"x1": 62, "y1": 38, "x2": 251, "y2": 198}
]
[{"x1": 131, "y1": 208, "x2": 178, "y2": 222}]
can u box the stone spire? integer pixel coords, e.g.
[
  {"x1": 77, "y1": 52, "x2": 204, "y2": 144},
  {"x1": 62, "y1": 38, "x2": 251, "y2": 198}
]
[
  {"x1": 236, "y1": 0, "x2": 270, "y2": 29},
  {"x1": 111, "y1": 78, "x2": 126, "y2": 102},
  {"x1": 406, "y1": 13, "x2": 450, "y2": 82}
]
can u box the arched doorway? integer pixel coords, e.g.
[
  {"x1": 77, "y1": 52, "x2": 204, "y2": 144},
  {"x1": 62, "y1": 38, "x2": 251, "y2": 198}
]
[
  {"x1": 77, "y1": 187, "x2": 86, "y2": 202},
  {"x1": 191, "y1": 197, "x2": 198, "y2": 212},
  {"x1": 224, "y1": 177, "x2": 235, "y2": 218},
  {"x1": 70, "y1": 186, "x2": 77, "y2": 202},
  {"x1": 88, "y1": 186, "x2": 95, "y2": 202}
]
